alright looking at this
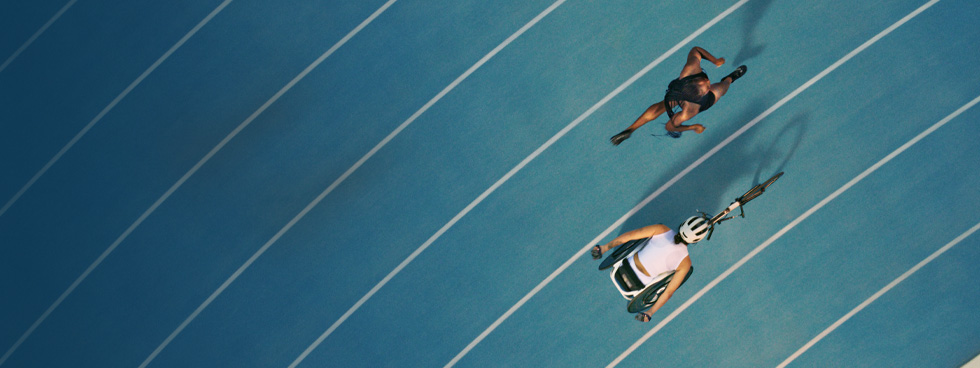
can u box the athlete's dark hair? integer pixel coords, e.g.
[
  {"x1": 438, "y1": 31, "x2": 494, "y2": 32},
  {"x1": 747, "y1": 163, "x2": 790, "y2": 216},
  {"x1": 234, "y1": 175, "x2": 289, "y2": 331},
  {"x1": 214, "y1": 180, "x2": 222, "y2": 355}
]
[
  {"x1": 674, "y1": 233, "x2": 687, "y2": 245},
  {"x1": 680, "y1": 82, "x2": 704, "y2": 101},
  {"x1": 665, "y1": 75, "x2": 709, "y2": 119}
]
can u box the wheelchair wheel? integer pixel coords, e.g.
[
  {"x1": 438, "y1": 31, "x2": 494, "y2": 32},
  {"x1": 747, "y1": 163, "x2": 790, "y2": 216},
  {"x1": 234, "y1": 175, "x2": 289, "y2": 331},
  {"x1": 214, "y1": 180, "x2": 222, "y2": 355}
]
[
  {"x1": 626, "y1": 266, "x2": 693, "y2": 313},
  {"x1": 598, "y1": 238, "x2": 649, "y2": 271}
]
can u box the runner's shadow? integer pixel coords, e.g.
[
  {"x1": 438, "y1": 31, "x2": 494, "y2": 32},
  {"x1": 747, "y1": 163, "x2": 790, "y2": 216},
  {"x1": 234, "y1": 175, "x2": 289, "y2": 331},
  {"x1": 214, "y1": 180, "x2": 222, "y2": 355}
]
[
  {"x1": 751, "y1": 112, "x2": 807, "y2": 185},
  {"x1": 618, "y1": 104, "x2": 808, "y2": 241},
  {"x1": 731, "y1": 0, "x2": 775, "y2": 65}
]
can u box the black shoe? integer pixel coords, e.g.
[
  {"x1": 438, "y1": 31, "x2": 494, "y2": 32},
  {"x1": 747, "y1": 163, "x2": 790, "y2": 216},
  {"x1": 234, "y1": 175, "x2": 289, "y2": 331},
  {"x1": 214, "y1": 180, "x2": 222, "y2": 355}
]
[
  {"x1": 610, "y1": 129, "x2": 633, "y2": 145},
  {"x1": 724, "y1": 65, "x2": 747, "y2": 83}
]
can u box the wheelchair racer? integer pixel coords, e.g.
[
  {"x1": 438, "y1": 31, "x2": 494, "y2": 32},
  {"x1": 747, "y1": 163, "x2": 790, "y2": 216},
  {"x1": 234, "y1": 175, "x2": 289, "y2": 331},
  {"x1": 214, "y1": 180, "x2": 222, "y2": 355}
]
[{"x1": 591, "y1": 217, "x2": 709, "y2": 322}]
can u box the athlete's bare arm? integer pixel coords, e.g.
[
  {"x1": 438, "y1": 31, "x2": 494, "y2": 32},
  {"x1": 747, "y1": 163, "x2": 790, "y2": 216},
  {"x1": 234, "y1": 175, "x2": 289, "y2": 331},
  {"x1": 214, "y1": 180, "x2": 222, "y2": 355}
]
[
  {"x1": 680, "y1": 46, "x2": 726, "y2": 78},
  {"x1": 638, "y1": 256, "x2": 691, "y2": 319},
  {"x1": 664, "y1": 106, "x2": 705, "y2": 134}
]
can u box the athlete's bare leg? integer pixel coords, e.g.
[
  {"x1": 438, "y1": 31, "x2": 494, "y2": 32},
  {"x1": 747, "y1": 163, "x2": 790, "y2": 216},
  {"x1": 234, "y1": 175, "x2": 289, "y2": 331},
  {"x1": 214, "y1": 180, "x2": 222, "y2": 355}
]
[
  {"x1": 610, "y1": 101, "x2": 667, "y2": 145},
  {"x1": 627, "y1": 101, "x2": 667, "y2": 131},
  {"x1": 709, "y1": 79, "x2": 731, "y2": 101},
  {"x1": 709, "y1": 65, "x2": 747, "y2": 103}
]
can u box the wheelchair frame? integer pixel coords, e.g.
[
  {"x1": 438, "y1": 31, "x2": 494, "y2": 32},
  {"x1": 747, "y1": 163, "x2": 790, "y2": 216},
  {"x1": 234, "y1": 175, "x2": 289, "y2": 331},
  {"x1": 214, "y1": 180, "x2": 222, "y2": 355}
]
[
  {"x1": 596, "y1": 172, "x2": 781, "y2": 313},
  {"x1": 599, "y1": 237, "x2": 691, "y2": 313}
]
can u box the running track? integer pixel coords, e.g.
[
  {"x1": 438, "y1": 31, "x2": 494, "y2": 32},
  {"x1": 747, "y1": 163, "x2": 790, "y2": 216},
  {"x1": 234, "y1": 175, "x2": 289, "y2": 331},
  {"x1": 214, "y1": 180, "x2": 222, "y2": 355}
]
[{"x1": 1, "y1": 0, "x2": 979, "y2": 366}]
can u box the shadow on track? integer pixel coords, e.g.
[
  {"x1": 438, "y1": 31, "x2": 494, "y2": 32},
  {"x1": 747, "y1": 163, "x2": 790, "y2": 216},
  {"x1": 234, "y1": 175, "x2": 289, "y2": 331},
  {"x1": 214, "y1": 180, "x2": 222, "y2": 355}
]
[
  {"x1": 619, "y1": 101, "x2": 808, "y2": 241},
  {"x1": 731, "y1": 0, "x2": 775, "y2": 65}
]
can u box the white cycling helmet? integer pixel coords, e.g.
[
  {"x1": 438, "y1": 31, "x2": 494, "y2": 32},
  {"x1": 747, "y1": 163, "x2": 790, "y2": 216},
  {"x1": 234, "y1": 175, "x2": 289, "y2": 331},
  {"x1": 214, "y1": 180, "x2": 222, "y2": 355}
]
[{"x1": 678, "y1": 216, "x2": 710, "y2": 244}]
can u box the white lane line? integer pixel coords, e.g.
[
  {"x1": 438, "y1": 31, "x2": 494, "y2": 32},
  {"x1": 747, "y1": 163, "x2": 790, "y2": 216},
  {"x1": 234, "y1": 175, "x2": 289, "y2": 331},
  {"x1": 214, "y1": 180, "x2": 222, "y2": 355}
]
[
  {"x1": 286, "y1": 1, "x2": 575, "y2": 367},
  {"x1": 442, "y1": 0, "x2": 761, "y2": 362},
  {"x1": 0, "y1": 0, "x2": 233, "y2": 218},
  {"x1": 0, "y1": 1, "x2": 393, "y2": 366},
  {"x1": 0, "y1": 0, "x2": 236, "y2": 365},
  {"x1": 302, "y1": 0, "x2": 754, "y2": 363},
  {"x1": 311, "y1": 0, "x2": 570, "y2": 217},
  {"x1": 609, "y1": 41, "x2": 968, "y2": 368},
  {"x1": 133, "y1": 2, "x2": 399, "y2": 367},
  {"x1": 450, "y1": 1, "x2": 945, "y2": 365},
  {"x1": 0, "y1": 0, "x2": 77, "y2": 74},
  {"x1": 777, "y1": 220, "x2": 980, "y2": 368}
]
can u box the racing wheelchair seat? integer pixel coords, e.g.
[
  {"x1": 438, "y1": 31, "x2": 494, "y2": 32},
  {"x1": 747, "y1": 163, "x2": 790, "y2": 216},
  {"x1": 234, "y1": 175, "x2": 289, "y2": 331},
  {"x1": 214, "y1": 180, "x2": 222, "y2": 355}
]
[{"x1": 599, "y1": 237, "x2": 693, "y2": 313}]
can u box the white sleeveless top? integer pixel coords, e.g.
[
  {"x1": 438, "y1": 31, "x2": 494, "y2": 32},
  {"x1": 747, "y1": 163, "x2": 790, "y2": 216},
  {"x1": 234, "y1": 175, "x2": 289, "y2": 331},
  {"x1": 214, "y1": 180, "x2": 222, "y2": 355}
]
[{"x1": 627, "y1": 229, "x2": 689, "y2": 285}]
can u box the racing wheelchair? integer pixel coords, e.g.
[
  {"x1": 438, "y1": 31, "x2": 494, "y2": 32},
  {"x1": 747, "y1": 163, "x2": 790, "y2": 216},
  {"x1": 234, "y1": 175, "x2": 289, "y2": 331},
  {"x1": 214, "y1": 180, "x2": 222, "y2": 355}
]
[{"x1": 599, "y1": 172, "x2": 783, "y2": 313}]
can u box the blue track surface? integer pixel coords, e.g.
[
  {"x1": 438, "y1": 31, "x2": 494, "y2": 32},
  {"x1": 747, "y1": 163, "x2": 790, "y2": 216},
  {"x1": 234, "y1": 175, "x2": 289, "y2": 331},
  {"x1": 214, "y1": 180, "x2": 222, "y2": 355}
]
[{"x1": 2, "y1": 0, "x2": 979, "y2": 367}]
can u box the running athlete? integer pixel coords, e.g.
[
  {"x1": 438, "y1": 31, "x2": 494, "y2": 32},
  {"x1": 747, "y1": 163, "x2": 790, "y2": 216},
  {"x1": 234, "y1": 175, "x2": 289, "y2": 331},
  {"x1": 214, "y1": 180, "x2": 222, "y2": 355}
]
[
  {"x1": 591, "y1": 217, "x2": 710, "y2": 322},
  {"x1": 610, "y1": 46, "x2": 747, "y2": 144}
]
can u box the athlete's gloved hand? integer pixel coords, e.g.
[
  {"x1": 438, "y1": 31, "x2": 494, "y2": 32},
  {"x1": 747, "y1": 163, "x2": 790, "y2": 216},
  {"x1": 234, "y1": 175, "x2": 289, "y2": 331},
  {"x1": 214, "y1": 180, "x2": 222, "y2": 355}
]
[
  {"x1": 635, "y1": 312, "x2": 651, "y2": 322},
  {"x1": 591, "y1": 245, "x2": 603, "y2": 260},
  {"x1": 610, "y1": 129, "x2": 633, "y2": 145}
]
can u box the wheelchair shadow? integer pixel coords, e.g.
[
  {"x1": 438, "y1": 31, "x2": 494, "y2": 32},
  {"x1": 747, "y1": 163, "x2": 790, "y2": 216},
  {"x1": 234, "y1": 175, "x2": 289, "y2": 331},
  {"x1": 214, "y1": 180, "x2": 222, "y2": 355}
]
[
  {"x1": 751, "y1": 111, "x2": 807, "y2": 186},
  {"x1": 731, "y1": 0, "x2": 775, "y2": 66},
  {"x1": 619, "y1": 104, "x2": 809, "y2": 241}
]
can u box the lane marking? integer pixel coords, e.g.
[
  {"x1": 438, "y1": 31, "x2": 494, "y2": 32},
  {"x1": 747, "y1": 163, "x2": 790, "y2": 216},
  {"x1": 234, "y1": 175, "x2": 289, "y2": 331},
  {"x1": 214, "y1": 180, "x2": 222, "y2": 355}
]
[
  {"x1": 303, "y1": 0, "x2": 754, "y2": 363},
  {"x1": 445, "y1": 1, "x2": 947, "y2": 366},
  {"x1": 286, "y1": 1, "x2": 574, "y2": 366},
  {"x1": 0, "y1": 1, "x2": 393, "y2": 366},
  {"x1": 609, "y1": 43, "x2": 970, "y2": 368},
  {"x1": 0, "y1": 0, "x2": 77, "y2": 74},
  {"x1": 309, "y1": 0, "x2": 571, "y2": 219},
  {"x1": 0, "y1": 0, "x2": 233, "y2": 218},
  {"x1": 134, "y1": 2, "x2": 400, "y2": 367},
  {"x1": 0, "y1": 0, "x2": 236, "y2": 365},
  {"x1": 777, "y1": 220, "x2": 980, "y2": 368}
]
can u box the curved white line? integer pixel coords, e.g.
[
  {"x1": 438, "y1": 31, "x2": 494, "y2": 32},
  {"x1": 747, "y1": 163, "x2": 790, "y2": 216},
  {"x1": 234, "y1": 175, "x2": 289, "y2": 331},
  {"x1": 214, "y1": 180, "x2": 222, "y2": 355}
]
[
  {"x1": 610, "y1": 27, "x2": 966, "y2": 368},
  {"x1": 136, "y1": 2, "x2": 399, "y2": 367},
  {"x1": 0, "y1": 0, "x2": 233, "y2": 218},
  {"x1": 0, "y1": 0, "x2": 235, "y2": 365},
  {"x1": 436, "y1": 0, "x2": 947, "y2": 365},
  {"x1": 0, "y1": 0, "x2": 389, "y2": 366},
  {"x1": 777, "y1": 220, "x2": 980, "y2": 368},
  {"x1": 443, "y1": 0, "x2": 757, "y2": 365},
  {"x1": 0, "y1": 0, "x2": 77, "y2": 74},
  {"x1": 287, "y1": 1, "x2": 573, "y2": 367}
]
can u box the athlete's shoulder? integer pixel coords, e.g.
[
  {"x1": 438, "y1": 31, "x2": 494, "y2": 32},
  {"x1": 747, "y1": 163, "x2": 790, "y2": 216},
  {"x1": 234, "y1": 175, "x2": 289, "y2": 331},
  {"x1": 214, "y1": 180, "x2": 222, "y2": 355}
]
[{"x1": 649, "y1": 224, "x2": 672, "y2": 234}]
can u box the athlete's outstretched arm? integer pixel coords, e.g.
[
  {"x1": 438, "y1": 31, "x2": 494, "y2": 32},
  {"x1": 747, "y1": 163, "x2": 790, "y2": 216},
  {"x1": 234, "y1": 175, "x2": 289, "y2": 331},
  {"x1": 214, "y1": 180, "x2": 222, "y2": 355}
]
[
  {"x1": 639, "y1": 256, "x2": 691, "y2": 318},
  {"x1": 687, "y1": 46, "x2": 725, "y2": 66},
  {"x1": 597, "y1": 224, "x2": 669, "y2": 254},
  {"x1": 680, "y1": 46, "x2": 725, "y2": 78},
  {"x1": 664, "y1": 107, "x2": 705, "y2": 134}
]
